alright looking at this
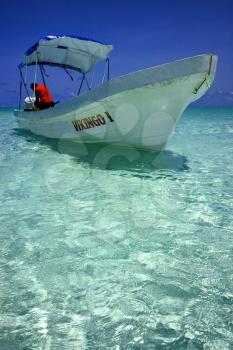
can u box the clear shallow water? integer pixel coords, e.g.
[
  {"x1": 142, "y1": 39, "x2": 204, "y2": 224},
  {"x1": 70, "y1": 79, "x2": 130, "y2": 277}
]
[{"x1": 0, "y1": 107, "x2": 233, "y2": 350}]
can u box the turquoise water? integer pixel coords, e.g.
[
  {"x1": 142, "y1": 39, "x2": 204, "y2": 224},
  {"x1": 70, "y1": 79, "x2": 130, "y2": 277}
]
[{"x1": 0, "y1": 107, "x2": 233, "y2": 350}]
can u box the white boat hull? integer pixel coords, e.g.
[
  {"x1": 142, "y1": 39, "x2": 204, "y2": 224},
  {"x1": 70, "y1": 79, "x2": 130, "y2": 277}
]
[{"x1": 15, "y1": 54, "x2": 217, "y2": 151}]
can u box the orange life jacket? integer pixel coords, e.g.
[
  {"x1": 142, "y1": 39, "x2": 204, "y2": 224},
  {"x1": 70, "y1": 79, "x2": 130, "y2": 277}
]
[{"x1": 35, "y1": 84, "x2": 53, "y2": 103}]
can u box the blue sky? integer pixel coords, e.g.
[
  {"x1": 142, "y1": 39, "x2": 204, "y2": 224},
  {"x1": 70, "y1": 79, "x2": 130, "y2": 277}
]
[{"x1": 0, "y1": 0, "x2": 232, "y2": 106}]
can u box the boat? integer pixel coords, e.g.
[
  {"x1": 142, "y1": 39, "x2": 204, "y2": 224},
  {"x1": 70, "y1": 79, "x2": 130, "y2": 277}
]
[{"x1": 14, "y1": 35, "x2": 218, "y2": 151}]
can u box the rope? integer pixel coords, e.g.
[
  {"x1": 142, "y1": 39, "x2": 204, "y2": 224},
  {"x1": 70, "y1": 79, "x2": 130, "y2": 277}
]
[
  {"x1": 193, "y1": 55, "x2": 213, "y2": 94},
  {"x1": 101, "y1": 59, "x2": 108, "y2": 84},
  {"x1": 90, "y1": 67, "x2": 95, "y2": 88},
  {"x1": 107, "y1": 58, "x2": 110, "y2": 81}
]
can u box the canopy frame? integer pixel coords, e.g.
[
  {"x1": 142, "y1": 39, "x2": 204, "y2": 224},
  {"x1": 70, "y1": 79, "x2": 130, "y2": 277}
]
[{"x1": 18, "y1": 55, "x2": 111, "y2": 110}]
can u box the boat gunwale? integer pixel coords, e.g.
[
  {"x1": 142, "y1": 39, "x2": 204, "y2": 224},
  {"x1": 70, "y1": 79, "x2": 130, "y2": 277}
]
[{"x1": 16, "y1": 54, "x2": 217, "y2": 118}]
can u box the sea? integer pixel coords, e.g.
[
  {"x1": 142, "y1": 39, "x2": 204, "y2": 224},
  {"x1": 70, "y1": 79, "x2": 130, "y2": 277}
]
[{"x1": 0, "y1": 107, "x2": 233, "y2": 350}]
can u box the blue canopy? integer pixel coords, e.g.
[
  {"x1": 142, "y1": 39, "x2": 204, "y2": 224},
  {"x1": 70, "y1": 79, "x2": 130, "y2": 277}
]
[{"x1": 22, "y1": 35, "x2": 113, "y2": 73}]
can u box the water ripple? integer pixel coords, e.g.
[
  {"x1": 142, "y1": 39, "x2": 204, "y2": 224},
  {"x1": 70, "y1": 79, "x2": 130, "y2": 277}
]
[{"x1": 0, "y1": 107, "x2": 233, "y2": 349}]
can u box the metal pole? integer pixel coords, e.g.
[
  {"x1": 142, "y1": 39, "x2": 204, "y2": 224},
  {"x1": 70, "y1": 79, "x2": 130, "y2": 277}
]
[
  {"x1": 18, "y1": 78, "x2": 22, "y2": 110},
  {"x1": 18, "y1": 66, "x2": 31, "y2": 99},
  {"x1": 77, "y1": 74, "x2": 85, "y2": 96},
  {"x1": 84, "y1": 75, "x2": 91, "y2": 90},
  {"x1": 39, "y1": 63, "x2": 50, "y2": 101}
]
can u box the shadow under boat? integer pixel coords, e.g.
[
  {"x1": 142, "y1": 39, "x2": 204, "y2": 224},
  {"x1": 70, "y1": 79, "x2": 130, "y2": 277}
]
[{"x1": 13, "y1": 128, "x2": 189, "y2": 174}]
